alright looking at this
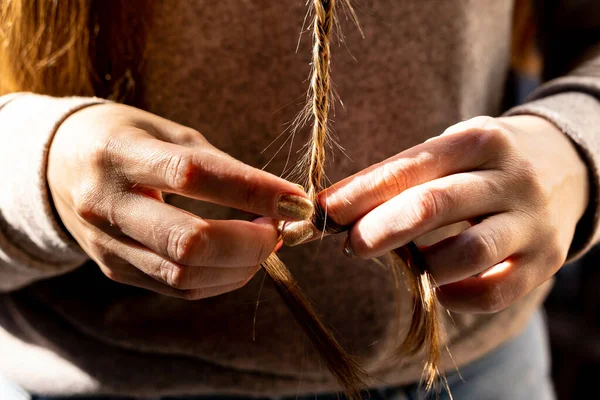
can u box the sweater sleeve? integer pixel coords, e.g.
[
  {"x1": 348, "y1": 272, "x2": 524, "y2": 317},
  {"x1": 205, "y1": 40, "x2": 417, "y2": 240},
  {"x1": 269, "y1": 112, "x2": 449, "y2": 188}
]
[
  {"x1": 504, "y1": 1, "x2": 600, "y2": 262},
  {"x1": 0, "y1": 93, "x2": 108, "y2": 292}
]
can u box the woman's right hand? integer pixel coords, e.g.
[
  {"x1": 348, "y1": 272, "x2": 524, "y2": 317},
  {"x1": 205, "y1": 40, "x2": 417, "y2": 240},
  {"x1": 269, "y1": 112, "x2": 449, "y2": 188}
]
[{"x1": 47, "y1": 103, "x2": 313, "y2": 299}]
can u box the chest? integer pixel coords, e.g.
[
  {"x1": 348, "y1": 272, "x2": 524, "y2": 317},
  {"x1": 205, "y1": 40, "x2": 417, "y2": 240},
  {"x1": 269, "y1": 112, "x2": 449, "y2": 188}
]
[{"x1": 140, "y1": 0, "x2": 514, "y2": 182}]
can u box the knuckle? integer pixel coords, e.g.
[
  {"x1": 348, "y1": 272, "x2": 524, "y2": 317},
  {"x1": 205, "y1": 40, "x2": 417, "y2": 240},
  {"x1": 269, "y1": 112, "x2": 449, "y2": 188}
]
[
  {"x1": 73, "y1": 185, "x2": 104, "y2": 222},
  {"x1": 377, "y1": 161, "x2": 414, "y2": 202},
  {"x1": 463, "y1": 231, "x2": 499, "y2": 268},
  {"x1": 166, "y1": 223, "x2": 207, "y2": 265},
  {"x1": 425, "y1": 186, "x2": 451, "y2": 215},
  {"x1": 479, "y1": 128, "x2": 510, "y2": 151},
  {"x1": 89, "y1": 134, "x2": 121, "y2": 169},
  {"x1": 410, "y1": 187, "x2": 442, "y2": 225},
  {"x1": 177, "y1": 127, "x2": 204, "y2": 142},
  {"x1": 158, "y1": 258, "x2": 189, "y2": 289},
  {"x1": 175, "y1": 126, "x2": 202, "y2": 139},
  {"x1": 164, "y1": 153, "x2": 199, "y2": 193},
  {"x1": 463, "y1": 118, "x2": 513, "y2": 155},
  {"x1": 74, "y1": 190, "x2": 123, "y2": 231}
]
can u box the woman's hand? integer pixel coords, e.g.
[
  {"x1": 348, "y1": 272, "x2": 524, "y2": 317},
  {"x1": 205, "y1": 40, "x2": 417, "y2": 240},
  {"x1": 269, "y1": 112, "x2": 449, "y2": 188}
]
[
  {"x1": 48, "y1": 103, "x2": 313, "y2": 300},
  {"x1": 319, "y1": 115, "x2": 589, "y2": 313}
]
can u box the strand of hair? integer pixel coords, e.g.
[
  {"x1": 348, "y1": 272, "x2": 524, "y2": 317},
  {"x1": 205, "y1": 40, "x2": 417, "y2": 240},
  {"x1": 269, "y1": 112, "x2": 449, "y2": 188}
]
[{"x1": 261, "y1": 253, "x2": 369, "y2": 399}]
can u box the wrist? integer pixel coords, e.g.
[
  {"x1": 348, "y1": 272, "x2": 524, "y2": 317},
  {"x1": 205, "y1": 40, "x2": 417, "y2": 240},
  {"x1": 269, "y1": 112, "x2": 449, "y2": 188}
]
[{"x1": 47, "y1": 101, "x2": 111, "y2": 243}]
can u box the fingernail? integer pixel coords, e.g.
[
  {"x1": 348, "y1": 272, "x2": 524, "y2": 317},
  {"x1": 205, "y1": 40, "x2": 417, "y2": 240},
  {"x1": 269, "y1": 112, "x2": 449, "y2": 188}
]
[
  {"x1": 282, "y1": 220, "x2": 319, "y2": 246},
  {"x1": 342, "y1": 236, "x2": 356, "y2": 258},
  {"x1": 277, "y1": 194, "x2": 314, "y2": 221}
]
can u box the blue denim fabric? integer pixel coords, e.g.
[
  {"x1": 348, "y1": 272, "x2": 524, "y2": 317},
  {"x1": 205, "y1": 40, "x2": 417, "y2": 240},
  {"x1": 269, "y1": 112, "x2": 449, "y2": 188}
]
[{"x1": 6, "y1": 310, "x2": 554, "y2": 400}]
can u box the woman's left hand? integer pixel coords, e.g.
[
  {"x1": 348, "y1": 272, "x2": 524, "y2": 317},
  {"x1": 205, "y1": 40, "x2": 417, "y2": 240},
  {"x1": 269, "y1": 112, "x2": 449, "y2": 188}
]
[{"x1": 319, "y1": 115, "x2": 589, "y2": 313}]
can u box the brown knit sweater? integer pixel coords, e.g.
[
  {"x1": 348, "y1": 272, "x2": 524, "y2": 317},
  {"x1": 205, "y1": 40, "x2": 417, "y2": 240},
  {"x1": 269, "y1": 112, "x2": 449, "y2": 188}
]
[{"x1": 1, "y1": 1, "x2": 600, "y2": 396}]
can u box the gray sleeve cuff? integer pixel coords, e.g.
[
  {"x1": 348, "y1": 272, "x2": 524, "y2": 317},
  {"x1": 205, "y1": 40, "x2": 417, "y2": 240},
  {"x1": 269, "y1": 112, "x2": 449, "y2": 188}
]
[{"x1": 0, "y1": 93, "x2": 109, "y2": 291}]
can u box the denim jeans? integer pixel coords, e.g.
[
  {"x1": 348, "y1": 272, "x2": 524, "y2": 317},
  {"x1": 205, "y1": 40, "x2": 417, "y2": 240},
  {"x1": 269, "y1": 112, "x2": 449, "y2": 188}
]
[{"x1": 2, "y1": 310, "x2": 555, "y2": 400}]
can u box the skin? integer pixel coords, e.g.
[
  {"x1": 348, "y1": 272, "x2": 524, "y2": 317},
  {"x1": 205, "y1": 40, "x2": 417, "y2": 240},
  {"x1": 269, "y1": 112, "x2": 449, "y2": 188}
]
[
  {"x1": 47, "y1": 103, "x2": 310, "y2": 300},
  {"x1": 49, "y1": 104, "x2": 590, "y2": 314},
  {"x1": 318, "y1": 115, "x2": 589, "y2": 313}
]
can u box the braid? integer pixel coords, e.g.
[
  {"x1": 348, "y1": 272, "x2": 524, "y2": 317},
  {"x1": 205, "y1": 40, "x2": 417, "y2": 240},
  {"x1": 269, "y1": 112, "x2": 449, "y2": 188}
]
[
  {"x1": 260, "y1": 3, "x2": 368, "y2": 398},
  {"x1": 262, "y1": 1, "x2": 449, "y2": 398},
  {"x1": 307, "y1": 0, "x2": 335, "y2": 200}
]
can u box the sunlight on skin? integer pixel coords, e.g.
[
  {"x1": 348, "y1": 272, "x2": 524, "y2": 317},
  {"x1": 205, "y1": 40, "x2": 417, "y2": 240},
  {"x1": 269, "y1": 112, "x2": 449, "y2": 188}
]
[{"x1": 480, "y1": 260, "x2": 512, "y2": 279}]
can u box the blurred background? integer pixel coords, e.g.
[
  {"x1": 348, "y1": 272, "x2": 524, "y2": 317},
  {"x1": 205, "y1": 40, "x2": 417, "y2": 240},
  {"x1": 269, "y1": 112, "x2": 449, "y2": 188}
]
[
  {"x1": 508, "y1": 1, "x2": 600, "y2": 399},
  {"x1": 546, "y1": 250, "x2": 600, "y2": 399}
]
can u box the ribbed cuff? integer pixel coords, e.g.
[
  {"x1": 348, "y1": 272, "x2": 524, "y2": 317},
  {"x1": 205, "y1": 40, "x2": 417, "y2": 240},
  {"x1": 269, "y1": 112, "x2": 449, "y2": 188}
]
[{"x1": 0, "y1": 94, "x2": 108, "y2": 288}]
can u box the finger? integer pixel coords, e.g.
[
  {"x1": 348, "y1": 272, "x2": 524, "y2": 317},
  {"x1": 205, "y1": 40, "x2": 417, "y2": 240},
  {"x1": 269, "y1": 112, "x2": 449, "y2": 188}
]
[
  {"x1": 105, "y1": 236, "x2": 261, "y2": 290},
  {"x1": 150, "y1": 121, "x2": 210, "y2": 149},
  {"x1": 282, "y1": 219, "x2": 328, "y2": 246},
  {"x1": 420, "y1": 213, "x2": 525, "y2": 286},
  {"x1": 97, "y1": 260, "x2": 252, "y2": 300},
  {"x1": 346, "y1": 171, "x2": 509, "y2": 258},
  {"x1": 319, "y1": 116, "x2": 513, "y2": 226},
  {"x1": 89, "y1": 244, "x2": 193, "y2": 298},
  {"x1": 109, "y1": 104, "x2": 210, "y2": 148},
  {"x1": 106, "y1": 129, "x2": 313, "y2": 221},
  {"x1": 96, "y1": 260, "x2": 193, "y2": 298},
  {"x1": 97, "y1": 193, "x2": 280, "y2": 267},
  {"x1": 436, "y1": 254, "x2": 545, "y2": 314}
]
